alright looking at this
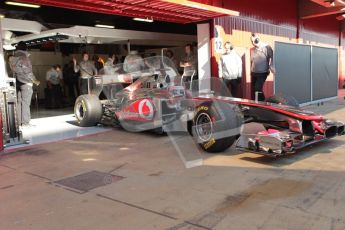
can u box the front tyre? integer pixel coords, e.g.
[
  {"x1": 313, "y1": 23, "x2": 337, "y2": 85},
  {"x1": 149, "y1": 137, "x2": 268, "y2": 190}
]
[
  {"x1": 74, "y1": 95, "x2": 102, "y2": 127},
  {"x1": 192, "y1": 102, "x2": 243, "y2": 153}
]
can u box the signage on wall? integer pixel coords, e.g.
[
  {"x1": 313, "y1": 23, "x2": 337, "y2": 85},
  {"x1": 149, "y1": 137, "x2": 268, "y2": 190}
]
[{"x1": 214, "y1": 26, "x2": 224, "y2": 54}]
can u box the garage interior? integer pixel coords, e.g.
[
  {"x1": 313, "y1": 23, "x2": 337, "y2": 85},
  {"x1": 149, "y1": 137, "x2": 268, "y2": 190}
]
[
  {"x1": 0, "y1": 1, "x2": 208, "y2": 148},
  {"x1": 1, "y1": 1, "x2": 345, "y2": 230}
]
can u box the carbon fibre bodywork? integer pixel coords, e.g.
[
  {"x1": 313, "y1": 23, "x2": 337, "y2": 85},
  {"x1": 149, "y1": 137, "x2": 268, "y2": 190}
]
[{"x1": 75, "y1": 56, "x2": 344, "y2": 155}]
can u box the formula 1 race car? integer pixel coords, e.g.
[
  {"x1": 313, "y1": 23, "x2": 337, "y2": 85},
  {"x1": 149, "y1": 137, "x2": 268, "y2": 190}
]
[{"x1": 74, "y1": 56, "x2": 345, "y2": 156}]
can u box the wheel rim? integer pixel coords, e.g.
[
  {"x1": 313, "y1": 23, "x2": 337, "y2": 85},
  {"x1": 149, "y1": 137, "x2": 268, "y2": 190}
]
[
  {"x1": 75, "y1": 100, "x2": 85, "y2": 121},
  {"x1": 195, "y1": 112, "x2": 213, "y2": 142}
]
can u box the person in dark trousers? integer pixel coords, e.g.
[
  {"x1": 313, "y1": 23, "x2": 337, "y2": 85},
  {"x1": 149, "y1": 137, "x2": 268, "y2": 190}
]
[
  {"x1": 180, "y1": 44, "x2": 197, "y2": 80},
  {"x1": 180, "y1": 44, "x2": 197, "y2": 90},
  {"x1": 250, "y1": 33, "x2": 274, "y2": 101},
  {"x1": 10, "y1": 41, "x2": 40, "y2": 127},
  {"x1": 73, "y1": 52, "x2": 97, "y2": 95},
  {"x1": 218, "y1": 42, "x2": 242, "y2": 97},
  {"x1": 46, "y1": 65, "x2": 63, "y2": 108},
  {"x1": 63, "y1": 61, "x2": 80, "y2": 103}
]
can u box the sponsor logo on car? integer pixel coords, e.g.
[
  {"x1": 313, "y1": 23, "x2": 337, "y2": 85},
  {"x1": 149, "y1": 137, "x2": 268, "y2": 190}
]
[
  {"x1": 138, "y1": 99, "x2": 154, "y2": 120},
  {"x1": 204, "y1": 138, "x2": 216, "y2": 150}
]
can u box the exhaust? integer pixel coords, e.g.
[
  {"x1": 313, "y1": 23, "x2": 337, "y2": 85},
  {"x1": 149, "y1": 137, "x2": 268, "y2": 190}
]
[
  {"x1": 325, "y1": 126, "x2": 338, "y2": 139},
  {"x1": 337, "y1": 124, "x2": 345, "y2": 136}
]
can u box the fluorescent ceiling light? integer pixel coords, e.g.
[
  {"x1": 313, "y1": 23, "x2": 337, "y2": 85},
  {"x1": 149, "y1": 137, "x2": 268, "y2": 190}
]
[
  {"x1": 5, "y1": 1, "x2": 41, "y2": 8},
  {"x1": 3, "y1": 44, "x2": 16, "y2": 50},
  {"x1": 133, "y1": 18, "x2": 154, "y2": 23},
  {"x1": 95, "y1": 24, "x2": 115, "y2": 29}
]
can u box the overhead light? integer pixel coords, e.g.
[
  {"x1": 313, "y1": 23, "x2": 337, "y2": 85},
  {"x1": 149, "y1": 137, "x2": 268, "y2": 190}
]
[
  {"x1": 133, "y1": 18, "x2": 154, "y2": 23},
  {"x1": 3, "y1": 44, "x2": 16, "y2": 50},
  {"x1": 5, "y1": 1, "x2": 41, "y2": 8},
  {"x1": 0, "y1": 14, "x2": 5, "y2": 19},
  {"x1": 12, "y1": 34, "x2": 69, "y2": 47},
  {"x1": 95, "y1": 24, "x2": 115, "y2": 29}
]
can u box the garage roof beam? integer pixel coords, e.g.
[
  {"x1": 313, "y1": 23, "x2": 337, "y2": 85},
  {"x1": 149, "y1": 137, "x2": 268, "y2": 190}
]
[
  {"x1": 300, "y1": 0, "x2": 345, "y2": 19},
  {"x1": 14, "y1": 0, "x2": 239, "y2": 23}
]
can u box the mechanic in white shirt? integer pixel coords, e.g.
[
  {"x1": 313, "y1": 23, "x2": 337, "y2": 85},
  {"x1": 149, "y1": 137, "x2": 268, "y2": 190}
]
[
  {"x1": 218, "y1": 42, "x2": 242, "y2": 97},
  {"x1": 46, "y1": 65, "x2": 63, "y2": 108}
]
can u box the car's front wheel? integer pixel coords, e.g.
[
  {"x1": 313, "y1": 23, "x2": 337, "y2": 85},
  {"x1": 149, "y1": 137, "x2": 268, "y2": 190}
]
[{"x1": 192, "y1": 101, "x2": 243, "y2": 153}]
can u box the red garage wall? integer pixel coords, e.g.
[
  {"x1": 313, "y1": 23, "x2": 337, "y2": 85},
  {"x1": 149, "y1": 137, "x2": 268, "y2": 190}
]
[
  {"x1": 210, "y1": 0, "x2": 342, "y2": 99},
  {"x1": 301, "y1": 15, "x2": 342, "y2": 88},
  {"x1": 222, "y1": 0, "x2": 298, "y2": 26},
  {"x1": 301, "y1": 15, "x2": 339, "y2": 45}
]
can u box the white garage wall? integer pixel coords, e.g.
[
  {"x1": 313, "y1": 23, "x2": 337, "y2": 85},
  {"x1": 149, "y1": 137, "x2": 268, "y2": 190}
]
[{"x1": 197, "y1": 23, "x2": 211, "y2": 93}]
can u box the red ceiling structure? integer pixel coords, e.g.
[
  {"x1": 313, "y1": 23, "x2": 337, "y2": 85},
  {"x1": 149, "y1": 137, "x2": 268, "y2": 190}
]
[{"x1": 14, "y1": 0, "x2": 239, "y2": 24}]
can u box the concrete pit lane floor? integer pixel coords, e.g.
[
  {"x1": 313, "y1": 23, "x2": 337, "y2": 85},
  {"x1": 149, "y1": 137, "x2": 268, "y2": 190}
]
[{"x1": 1, "y1": 91, "x2": 345, "y2": 230}]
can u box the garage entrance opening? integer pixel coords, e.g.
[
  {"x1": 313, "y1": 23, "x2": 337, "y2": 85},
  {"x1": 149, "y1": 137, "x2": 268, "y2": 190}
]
[{"x1": 0, "y1": 1, "x2": 238, "y2": 149}]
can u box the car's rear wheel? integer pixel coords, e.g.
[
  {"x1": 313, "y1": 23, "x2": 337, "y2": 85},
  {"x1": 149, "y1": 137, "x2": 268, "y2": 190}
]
[
  {"x1": 192, "y1": 101, "x2": 243, "y2": 153},
  {"x1": 74, "y1": 95, "x2": 102, "y2": 127}
]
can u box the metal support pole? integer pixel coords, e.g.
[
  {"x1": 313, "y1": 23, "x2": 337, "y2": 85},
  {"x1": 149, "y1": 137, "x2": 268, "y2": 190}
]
[
  {"x1": 127, "y1": 40, "x2": 131, "y2": 55},
  {"x1": 0, "y1": 18, "x2": 8, "y2": 87},
  {"x1": 87, "y1": 77, "x2": 91, "y2": 94}
]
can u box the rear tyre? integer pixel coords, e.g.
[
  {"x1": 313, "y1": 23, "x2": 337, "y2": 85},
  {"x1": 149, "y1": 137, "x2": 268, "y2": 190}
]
[
  {"x1": 192, "y1": 101, "x2": 243, "y2": 153},
  {"x1": 266, "y1": 94, "x2": 299, "y2": 107},
  {"x1": 74, "y1": 95, "x2": 102, "y2": 127}
]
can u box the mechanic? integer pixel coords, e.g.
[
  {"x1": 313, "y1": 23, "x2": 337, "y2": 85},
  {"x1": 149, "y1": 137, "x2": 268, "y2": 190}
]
[
  {"x1": 93, "y1": 55, "x2": 104, "y2": 72},
  {"x1": 45, "y1": 65, "x2": 63, "y2": 108},
  {"x1": 73, "y1": 52, "x2": 98, "y2": 95},
  {"x1": 10, "y1": 41, "x2": 40, "y2": 127},
  {"x1": 165, "y1": 50, "x2": 178, "y2": 69},
  {"x1": 180, "y1": 44, "x2": 197, "y2": 83},
  {"x1": 250, "y1": 33, "x2": 274, "y2": 101},
  {"x1": 63, "y1": 60, "x2": 80, "y2": 103},
  {"x1": 6, "y1": 54, "x2": 14, "y2": 78},
  {"x1": 123, "y1": 50, "x2": 145, "y2": 73},
  {"x1": 103, "y1": 53, "x2": 120, "y2": 75},
  {"x1": 143, "y1": 57, "x2": 163, "y2": 76},
  {"x1": 218, "y1": 41, "x2": 242, "y2": 97},
  {"x1": 101, "y1": 53, "x2": 122, "y2": 99}
]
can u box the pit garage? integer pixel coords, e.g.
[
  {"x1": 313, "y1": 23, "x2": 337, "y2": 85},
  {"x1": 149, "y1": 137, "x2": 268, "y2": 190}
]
[
  {"x1": 0, "y1": 1, "x2": 232, "y2": 148},
  {"x1": 1, "y1": 1, "x2": 345, "y2": 230}
]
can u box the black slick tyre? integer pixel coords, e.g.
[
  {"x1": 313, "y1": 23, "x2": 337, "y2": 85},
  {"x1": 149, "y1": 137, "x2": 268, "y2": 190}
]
[
  {"x1": 192, "y1": 101, "x2": 243, "y2": 153},
  {"x1": 74, "y1": 95, "x2": 102, "y2": 127}
]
